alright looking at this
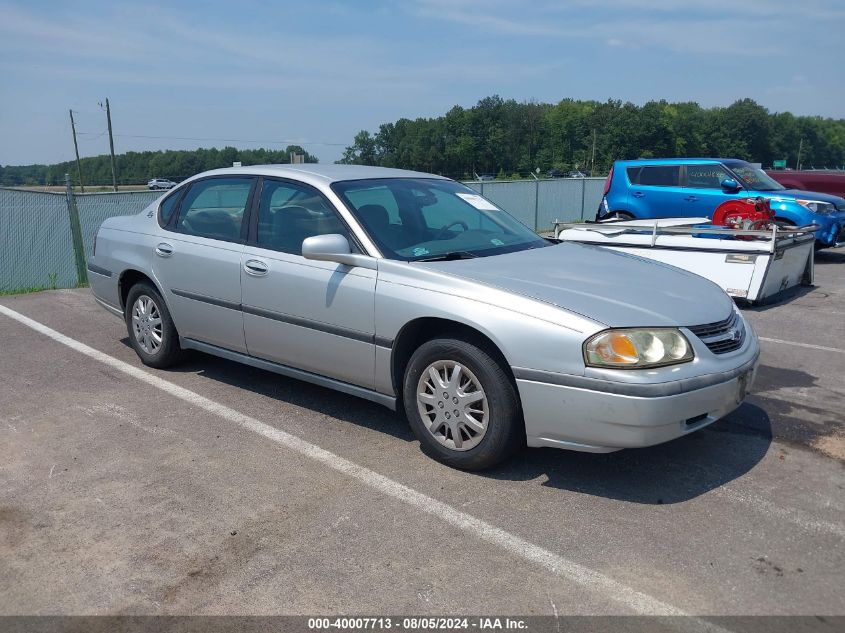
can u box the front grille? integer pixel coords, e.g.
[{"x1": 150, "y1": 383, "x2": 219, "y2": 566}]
[
  {"x1": 704, "y1": 336, "x2": 744, "y2": 354},
  {"x1": 687, "y1": 310, "x2": 745, "y2": 354}
]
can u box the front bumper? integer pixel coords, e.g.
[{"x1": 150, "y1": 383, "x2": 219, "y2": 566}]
[
  {"x1": 814, "y1": 214, "x2": 845, "y2": 247},
  {"x1": 516, "y1": 352, "x2": 759, "y2": 453},
  {"x1": 835, "y1": 222, "x2": 845, "y2": 247}
]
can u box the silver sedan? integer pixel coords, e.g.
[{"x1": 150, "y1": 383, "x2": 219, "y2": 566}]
[{"x1": 88, "y1": 165, "x2": 759, "y2": 469}]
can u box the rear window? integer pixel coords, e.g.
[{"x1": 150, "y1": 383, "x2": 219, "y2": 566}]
[{"x1": 627, "y1": 165, "x2": 680, "y2": 187}]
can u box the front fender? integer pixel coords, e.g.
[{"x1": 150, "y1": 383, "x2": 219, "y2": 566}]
[{"x1": 768, "y1": 200, "x2": 840, "y2": 245}]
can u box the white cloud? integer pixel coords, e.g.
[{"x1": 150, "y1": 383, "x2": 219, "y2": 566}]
[{"x1": 407, "y1": 0, "x2": 844, "y2": 56}]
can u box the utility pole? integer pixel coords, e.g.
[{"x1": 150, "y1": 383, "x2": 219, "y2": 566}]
[
  {"x1": 68, "y1": 110, "x2": 84, "y2": 192},
  {"x1": 64, "y1": 174, "x2": 88, "y2": 286},
  {"x1": 101, "y1": 98, "x2": 118, "y2": 191},
  {"x1": 796, "y1": 137, "x2": 804, "y2": 171},
  {"x1": 590, "y1": 129, "x2": 597, "y2": 176}
]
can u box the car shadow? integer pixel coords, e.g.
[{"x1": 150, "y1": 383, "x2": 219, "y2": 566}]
[
  {"x1": 740, "y1": 285, "x2": 817, "y2": 312},
  {"x1": 478, "y1": 403, "x2": 772, "y2": 505},
  {"x1": 738, "y1": 248, "x2": 843, "y2": 311},
  {"x1": 123, "y1": 339, "x2": 774, "y2": 505},
  {"x1": 814, "y1": 249, "x2": 845, "y2": 266},
  {"x1": 119, "y1": 340, "x2": 416, "y2": 441}
]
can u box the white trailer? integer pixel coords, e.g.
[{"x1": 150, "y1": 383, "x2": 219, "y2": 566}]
[{"x1": 554, "y1": 218, "x2": 817, "y2": 304}]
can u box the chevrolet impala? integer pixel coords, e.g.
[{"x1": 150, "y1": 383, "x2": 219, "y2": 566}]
[{"x1": 88, "y1": 165, "x2": 759, "y2": 469}]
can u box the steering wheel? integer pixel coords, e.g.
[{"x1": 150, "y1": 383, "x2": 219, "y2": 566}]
[{"x1": 434, "y1": 220, "x2": 469, "y2": 240}]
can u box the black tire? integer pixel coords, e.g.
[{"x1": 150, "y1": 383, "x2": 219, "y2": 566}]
[
  {"x1": 403, "y1": 337, "x2": 523, "y2": 470},
  {"x1": 124, "y1": 282, "x2": 182, "y2": 368},
  {"x1": 604, "y1": 211, "x2": 634, "y2": 221}
]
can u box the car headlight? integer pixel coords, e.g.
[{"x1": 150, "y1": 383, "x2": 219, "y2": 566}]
[
  {"x1": 584, "y1": 328, "x2": 694, "y2": 369},
  {"x1": 796, "y1": 199, "x2": 835, "y2": 214}
]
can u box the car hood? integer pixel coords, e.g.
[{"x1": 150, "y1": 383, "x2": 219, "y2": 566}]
[
  {"x1": 759, "y1": 189, "x2": 845, "y2": 208},
  {"x1": 423, "y1": 243, "x2": 734, "y2": 328}
]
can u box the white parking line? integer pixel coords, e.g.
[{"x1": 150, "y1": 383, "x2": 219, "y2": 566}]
[
  {"x1": 759, "y1": 337, "x2": 845, "y2": 355},
  {"x1": 0, "y1": 303, "x2": 692, "y2": 618},
  {"x1": 717, "y1": 488, "x2": 845, "y2": 539}
]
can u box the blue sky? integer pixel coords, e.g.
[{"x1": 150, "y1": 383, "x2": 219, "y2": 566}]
[{"x1": 1, "y1": 0, "x2": 843, "y2": 166}]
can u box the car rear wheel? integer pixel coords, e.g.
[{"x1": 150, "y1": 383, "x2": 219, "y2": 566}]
[
  {"x1": 403, "y1": 337, "x2": 523, "y2": 470},
  {"x1": 125, "y1": 282, "x2": 182, "y2": 368}
]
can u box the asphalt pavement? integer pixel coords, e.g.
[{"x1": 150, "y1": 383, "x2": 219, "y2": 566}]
[{"x1": 1, "y1": 250, "x2": 844, "y2": 617}]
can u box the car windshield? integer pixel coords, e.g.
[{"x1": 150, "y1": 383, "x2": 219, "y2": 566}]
[
  {"x1": 727, "y1": 162, "x2": 785, "y2": 191},
  {"x1": 332, "y1": 178, "x2": 549, "y2": 261}
]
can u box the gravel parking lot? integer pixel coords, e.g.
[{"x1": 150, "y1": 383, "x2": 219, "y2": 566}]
[{"x1": 1, "y1": 250, "x2": 844, "y2": 617}]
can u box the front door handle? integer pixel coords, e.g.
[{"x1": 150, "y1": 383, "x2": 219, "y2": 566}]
[
  {"x1": 155, "y1": 243, "x2": 173, "y2": 257},
  {"x1": 683, "y1": 195, "x2": 698, "y2": 202},
  {"x1": 631, "y1": 191, "x2": 645, "y2": 198},
  {"x1": 244, "y1": 259, "x2": 269, "y2": 276}
]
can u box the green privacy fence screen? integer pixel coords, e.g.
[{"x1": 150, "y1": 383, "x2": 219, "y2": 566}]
[
  {"x1": 0, "y1": 187, "x2": 159, "y2": 292},
  {"x1": 464, "y1": 177, "x2": 605, "y2": 230},
  {"x1": 0, "y1": 177, "x2": 604, "y2": 293}
]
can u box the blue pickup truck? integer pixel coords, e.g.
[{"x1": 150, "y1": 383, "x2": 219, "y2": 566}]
[{"x1": 598, "y1": 158, "x2": 845, "y2": 247}]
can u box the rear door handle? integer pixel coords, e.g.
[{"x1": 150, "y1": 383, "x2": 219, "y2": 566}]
[
  {"x1": 244, "y1": 259, "x2": 269, "y2": 276},
  {"x1": 632, "y1": 191, "x2": 645, "y2": 198},
  {"x1": 684, "y1": 195, "x2": 698, "y2": 202},
  {"x1": 155, "y1": 243, "x2": 173, "y2": 257}
]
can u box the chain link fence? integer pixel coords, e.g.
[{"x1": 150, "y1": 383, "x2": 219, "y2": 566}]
[
  {"x1": 0, "y1": 186, "x2": 159, "y2": 293},
  {"x1": 76, "y1": 190, "x2": 160, "y2": 260},
  {"x1": 0, "y1": 177, "x2": 604, "y2": 293},
  {"x1": 463, "y1": 177, "x2": 605, "y2": 230}
]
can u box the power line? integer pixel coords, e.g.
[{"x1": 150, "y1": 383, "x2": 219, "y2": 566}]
[
  {"x1": 79, "y1": 131, "x2": 108, "y2": 141},
  {"x1": 74, "y1": 132, "x2": 348, "y2": 147}
]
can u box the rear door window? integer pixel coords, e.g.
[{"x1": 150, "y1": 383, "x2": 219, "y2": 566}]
[
  {"x1": 630, "y1": 166, "x2": 680, "y2": 187},
  {"x1": 174, "y1": 177, "x2": 254, "y2": 242}
]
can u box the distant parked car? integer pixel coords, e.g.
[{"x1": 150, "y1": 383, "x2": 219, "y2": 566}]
[
  {"x1": 547, "y1": 169, "x2": 567, "y2": 178},
  {"x1": 477, "y1": 174, "x2": 495, "y2": 181},
  {"x1": 598, "y1": 158, "x2": 845, "y2": 248},
  {"x1": 148, "y1": 178, "x2": 177, "y2": 190},
  {"x1": 765, "y1": 170, "x2": 845, "y2": 198},
  {"x1": 87, "y1": 164, "x2": 759, "y2": 469},
  {"x1": 567, "y1": 171, "x2": 588, "y2": 178}
]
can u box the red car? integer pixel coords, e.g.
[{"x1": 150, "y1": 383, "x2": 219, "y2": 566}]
[{"x1": 766, "y1": 170, "x2": 845, "y2": 197}]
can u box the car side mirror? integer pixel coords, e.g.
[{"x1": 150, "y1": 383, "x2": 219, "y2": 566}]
[
  {"x1": 720, "y1": 178, "x2": 740, "y2": 192},
  {"x1": 301, "y1": 234, "x2": 377, "y2": 270}
]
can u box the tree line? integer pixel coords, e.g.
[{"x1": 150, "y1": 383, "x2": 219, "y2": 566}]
[
  {"x1": 4, "y1": 97, "x2": 844, "y2": 187},
  {"x1": 338, "y1": 96, "x2": 845, "y2": 179},
  {"x1": 0, "y1": 146, "x2": 317, "y2": 187}
]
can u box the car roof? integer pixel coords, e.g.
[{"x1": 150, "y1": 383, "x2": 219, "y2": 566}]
[
  {"x1": 186, "y1": 164, "x2": 449, "y2": 185},
  {"x1": 614, "y1": 158, "x2": 747, "y2": 167}
]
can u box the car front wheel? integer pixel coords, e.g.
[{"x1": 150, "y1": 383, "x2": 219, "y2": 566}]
[
  {"x1": 403, "y1": 337, "x2": 523, "y2": 470},
  {"x1": 603, "y1": 211, "x2": 634, "y2": 221},
  {"x1": 125, "y1": 282, "x2": 182, "y2": 368}
]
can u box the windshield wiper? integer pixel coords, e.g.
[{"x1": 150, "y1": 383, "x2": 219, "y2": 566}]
[{"x1": 415, "y1": 251, "x2": 478, "y2": 262}]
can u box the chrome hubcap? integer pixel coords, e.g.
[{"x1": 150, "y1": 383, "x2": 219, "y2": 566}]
[
  {"x1": 416, "y1": 360, "x2": 488, "y2": 451},
  {"x1": 131, "y1": 295, "x2": 163, "y2": 355}
]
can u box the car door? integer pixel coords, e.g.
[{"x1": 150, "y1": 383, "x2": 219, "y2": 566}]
[
  {"x1": 152, "y1": 175, "x2": 256, "y2": 353},
  {"x1": 240, "y1": 177, "x2": 377, "y2": 389},
  {"x1": 627, "y1": 165, "x2": 683, "y2": 217},
  {"x1": 682, "y1": 163, "x2": 745, "y2": 218}
]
